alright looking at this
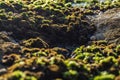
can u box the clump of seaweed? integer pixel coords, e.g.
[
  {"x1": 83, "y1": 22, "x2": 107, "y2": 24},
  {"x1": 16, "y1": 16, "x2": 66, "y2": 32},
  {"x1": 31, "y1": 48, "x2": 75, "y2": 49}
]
[
  {"x1": 21, "y1": 37, "x2": 49, "y2": 48},
  {"x1": 0, "y1": 40, "x2": 120, "y2": 80}
]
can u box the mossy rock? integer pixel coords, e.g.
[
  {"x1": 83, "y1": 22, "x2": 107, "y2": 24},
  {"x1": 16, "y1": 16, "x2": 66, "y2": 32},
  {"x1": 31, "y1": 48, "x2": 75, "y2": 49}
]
[{"x1": 21, "y1": 37, "x2": 49, "y2": 48}]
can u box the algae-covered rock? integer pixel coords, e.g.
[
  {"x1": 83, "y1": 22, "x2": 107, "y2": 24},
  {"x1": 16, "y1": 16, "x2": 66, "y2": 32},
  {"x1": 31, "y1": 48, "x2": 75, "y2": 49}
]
[
  {"x1": 0, "y1": 0, "x2": 96, "y2": 47},
  {"x1": 0, "y1": 31, "x2": 15, "y2": 43},
  {"x1": 0, "y1": 31, "x2": 21, "y2": 54},
  {"x1": 0, "y1": 42, "x2": 21, "y2": 54},
  {"x1": 21, "y1": 37, "x2": 49, "y2": 48},
  {"x1": 0, "y1": 0, "x2": 120, "y2": 80}
]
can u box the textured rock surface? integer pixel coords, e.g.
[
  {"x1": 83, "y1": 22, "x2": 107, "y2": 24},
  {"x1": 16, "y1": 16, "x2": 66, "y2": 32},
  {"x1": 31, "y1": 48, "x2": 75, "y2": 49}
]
[{"x1": 91, "y1": 8, "x2": 120, "y2": 44}]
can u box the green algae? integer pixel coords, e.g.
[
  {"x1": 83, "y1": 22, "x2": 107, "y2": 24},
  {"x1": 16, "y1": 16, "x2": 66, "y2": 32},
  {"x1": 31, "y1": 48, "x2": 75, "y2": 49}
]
[
  {"x1": 0, "y1": 0, "x2": 120, "y2": 80},
  {"x1": 1, "y1": 40, "x2": 120, "y2": 80}
]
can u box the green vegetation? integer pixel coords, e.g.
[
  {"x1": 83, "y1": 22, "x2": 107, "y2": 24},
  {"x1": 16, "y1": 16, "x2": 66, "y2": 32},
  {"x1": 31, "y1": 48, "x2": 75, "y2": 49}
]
[
  {"x1": 1, "y1": 40, "x2": 120, "y2": 80},
  {"x1": 0, "y1": 0, "x2": 120, "y2": 80}
]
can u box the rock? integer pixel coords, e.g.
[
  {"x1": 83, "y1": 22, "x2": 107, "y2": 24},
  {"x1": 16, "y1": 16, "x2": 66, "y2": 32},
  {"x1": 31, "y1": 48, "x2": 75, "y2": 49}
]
[
  {"x1": 0, "y1": 31, "x2": 21, "y2": 54},
  {"x1": 0, "y1": 42, "x2": 21, "y2": 54},
  {"x1": 0, "y1": 31, "x2": 16, "y2": 43},
  {"x1": 0, "y1": 2, "x2": 96, "y2": 47},
  {"x1": 91, "y1": 8, "x2": 120, "y2": 44}
]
